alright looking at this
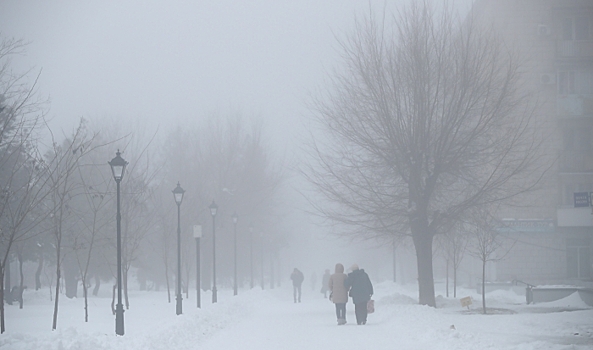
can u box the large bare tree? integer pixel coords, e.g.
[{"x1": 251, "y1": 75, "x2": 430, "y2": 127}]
[
  {"x1": 0, "y1": 36, "x2": 51, "y2": 333},
  {"x1": 305, "y1": 1, "x2": 547, "y2": 306}
]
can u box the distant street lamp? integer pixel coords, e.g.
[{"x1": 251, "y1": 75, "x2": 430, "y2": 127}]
[
  {"x1": 209, "y1": 200, "x2": 218, "y2": 303},
  {"x1": 109, "y1": 150, "x2": 128, "y2": 336},
  {"x1": 249, "y1": 224, "x2": 254, "y2": 289},
  {"x1": 172, "y1": 182, "x2": 185, "y2": 315},
  {"x1": 193, "y1": 224, "x2": 202, "y2": 308},
  {"x1": 232, "y1": 212, "x2": 238, "y2": 296}
]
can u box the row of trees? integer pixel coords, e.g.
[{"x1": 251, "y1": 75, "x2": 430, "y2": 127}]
[
  {"x1": 304, "y1": 1, "x2": 548, "y2": 308},
  {"x1": 0, "y1": 38, "x2": 289, "y2": 332}
]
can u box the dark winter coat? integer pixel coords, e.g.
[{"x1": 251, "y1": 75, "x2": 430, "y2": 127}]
[
  {"x1": 345, "y1": 269, "x2": 373, "y2": 304},
  {"x1": 290, "y1": 269, "x2": 304, "y2": 287}
]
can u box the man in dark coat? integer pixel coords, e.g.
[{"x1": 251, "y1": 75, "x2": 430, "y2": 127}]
[
  {"x1": 345, "y1": 264, "x2": 373, "y2": 325},
  {"x1": 290, "y1": 268, "x2": 304, "y2": 303}
]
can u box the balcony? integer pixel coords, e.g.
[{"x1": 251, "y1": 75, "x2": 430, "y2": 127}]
[
  {"x1": 557, "y1": 206, "x2": 593, "y2": 227},
  {"x1": 557, "y1": 95, "x2": 593, "y2": 117},
  {"x1": 556, "y1": 40, "x2": 593, "y2": 58}
]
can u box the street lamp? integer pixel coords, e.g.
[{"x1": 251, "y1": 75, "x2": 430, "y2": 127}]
[
  {"x1": 193, "y1": 224, "x2": 202, "y2": 308},
  {"x1": 209, "y1": 200, "x2": 218, "y2": 303},
  {"x1": 249, "y1": 224, "x2": 254, "y2": 289},
  {"x1": 232, "y1": 212, "x2": 238, "y2": 296},
  {"x1": 172, "y1": 182, "x2": 185, "y2": 315},
  {"x1": 108, "y1": 150, "x2": 128, "y2": 336}
]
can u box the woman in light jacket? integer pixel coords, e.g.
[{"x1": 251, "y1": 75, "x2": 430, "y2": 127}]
[{"x1": 328, "y1": 263, "x2": 349, "y2": 325}]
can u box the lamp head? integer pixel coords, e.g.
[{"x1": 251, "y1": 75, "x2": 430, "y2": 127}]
[
  {"x1": 108, "y1": 150, "x2": 128, "y2": 181},
  {"x1": 172, "y1": 182, "x2": 185, "y2": 205},
  {"x1": 209, "y1": 200, "x2": 218, "y2": 217}
]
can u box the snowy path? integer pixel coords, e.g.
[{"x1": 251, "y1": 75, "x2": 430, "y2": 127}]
[
  {"x1": 196, "y1": 285, "x2": 593, "y2": 350},
  {"x1": 200, "y1": 288, "x2": 372, "y2": 350},
  {"x1": 3, "y1": 282, "x2": 593, "y2": 350}
]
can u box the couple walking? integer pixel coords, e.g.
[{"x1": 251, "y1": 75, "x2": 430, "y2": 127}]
[{"x1": 328, "y1": 263, "x2": 373, "y2": 325}]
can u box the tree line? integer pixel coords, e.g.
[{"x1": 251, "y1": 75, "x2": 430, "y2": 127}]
[{"x1": 0, "y1": 38, "x2": 289, "y2": 332}]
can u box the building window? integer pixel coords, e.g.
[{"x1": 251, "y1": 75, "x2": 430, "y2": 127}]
[
  {"x1": 562, "y1": 17, "x2": 590, "y2": 40},
  {"x1": 566, "y1": 238, "x2": 591, "y2": 279},
  {"x1": 558, "y1": 70, "x2": 593, "y2": 95}
]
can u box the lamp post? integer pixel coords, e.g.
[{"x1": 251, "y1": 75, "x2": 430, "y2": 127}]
[
  {"x1": 260, "y1": 231, "x2": 264, "y2": 290},
  {"x1": 209, "y1": 200, "x2": 218, "y2": 303},
  {"x1": 109, "y1": 150, "x2": 128, "y2": 336},
  {"x1": 172, "y1": 182, "x2": 185, "y2": 315},
  {"x1": 249, "y1": 224, "x2": 254, "y2": 289},
  {"x1": 232, "y1": 212, "x2": 238, "y2": 296},
  {"x1": 193, "y1": 224, "x2": 202, "y2": 308}
]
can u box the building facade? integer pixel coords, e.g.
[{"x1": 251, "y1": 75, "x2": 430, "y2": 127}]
[{"x1": 472, "y1": 0, "x2": 593, "y2": 287}]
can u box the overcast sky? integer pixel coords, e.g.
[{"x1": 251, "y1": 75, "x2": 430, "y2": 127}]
[
  {"x1": 0, "y1": 1, "x2": 377, "y2": 147},
  {"x1": 1, "y1": 1, "x2": 473, "y2": 150}
]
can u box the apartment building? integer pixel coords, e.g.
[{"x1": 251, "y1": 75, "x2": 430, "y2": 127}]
[{"x1": 471, "y1": 0, "x2": 593, "y2": 286}]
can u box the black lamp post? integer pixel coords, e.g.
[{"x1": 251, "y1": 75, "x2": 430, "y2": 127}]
[
  {"x1": 209, "y1": 200, "x2": 218, "y2": 303},
  {"x1": 108, "y1": 150, "x2": 128, "y2": 336},
  {"x1": 172, "y1": 182, "x2": 185, "y2": 315},
  {"x1": 231, "y1": 212, "x2": 238, "y2": 296},
  {"x1": 249, "y1": 224, "x2": 254, "y2": 289},
  {"x1": 193, "y1": 224, "x2": 202, "y2": 308}
]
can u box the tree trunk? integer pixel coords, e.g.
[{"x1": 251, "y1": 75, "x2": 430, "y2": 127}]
[
  {"x1": 35, "y1": 254, "x2": 43, "y2": 291},
  {"x1": 123, "y1": 267, "x2": 129, "y2": 310},
  {"x1": 63, "y1": 255, "x2": 79, "y2": 299},
  {"x1": 111, "y1": 284, "x2": 116, "y2": 315},
  {"x1": 18, "y1": 252, "x2": 24, "y2": 309},
  {"x1": 92, "y1": 275, "x2": 100, "y2": 296},
  {"x1": 482, "y1": 258, "x2": 487, "y2": 314},
  {"x1": 413, "y1": 233, "x2": 436, "y2": 307},
  {"x1": 83, "y1": 277, "x2": 88, "y2": 322},
  {"x1": 4, "y1": 258, "x2": 11, "y2": 305},
  {"x1": 453, "y1": 263, "x2": 457, "y2": 298},
  {"x1": 52, "y1": 262, "x2": 61, "y2": 330},
  {"x1": 0, "y1": 270, "x2": 5, "y2": 333},
  {"x1": 445, "y1": 258, "x2": 449, "y2": 298},
  {"x1": 165, "y1": 267, "x2": 171, "y2": 303}
]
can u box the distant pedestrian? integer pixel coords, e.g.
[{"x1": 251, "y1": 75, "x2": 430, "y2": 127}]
[
  {"x1": 290, "y1": 268, "x2": 304, "y2": 303},
  {"x1": 321, "y1": 269, "x2": 330, "y2": 298},
  {"x1": 328, "y1": 263, "x2": 349, "y2": 325},
  {"x1": 345, "y1": 264, "x2": 373, "y2": 325}
]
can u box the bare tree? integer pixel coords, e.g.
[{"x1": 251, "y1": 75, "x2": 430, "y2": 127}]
[
  {"x1": 0, "y1": 36, "x2": 51, "y2": 333},
  {"x1": 436, "y1": 223, "x2": 469, "y2": 298},
  {"x1": 466, "y1": 207, "x2": 515, "y2": 314},
  {"x1": 304, "y1": 1, "x2": 547, "y2": 306},
  {"x1": 44, "y1": 119, "x2": 100, "y2": 331},
  {"x1": 70, "y1": 146, "x2": 113, "y2": 322}
]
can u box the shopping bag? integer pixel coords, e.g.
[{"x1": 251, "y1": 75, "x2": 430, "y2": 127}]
[{"x1": 367, "y1": 299, "x2": 375, "y2": 313}]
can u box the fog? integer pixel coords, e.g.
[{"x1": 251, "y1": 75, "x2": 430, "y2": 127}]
[{"x1": 0, "y1": 0, "x2": 477, "y2": 296}]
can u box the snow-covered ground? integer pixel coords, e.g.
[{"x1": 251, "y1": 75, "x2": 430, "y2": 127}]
[{"x1": 2, "y1": 281, "x2": 592, "y2": 349}]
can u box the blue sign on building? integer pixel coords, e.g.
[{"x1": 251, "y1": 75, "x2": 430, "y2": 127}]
[{"x1": 574, "y1": 192, "x2": 591, "y2": 208}]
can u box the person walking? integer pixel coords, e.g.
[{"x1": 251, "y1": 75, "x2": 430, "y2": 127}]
[
  {"x1": 345, "y1": 264, "x2": 373, "y2": 325},
  {"x1": 321, "y1": 269, "x2": 330, "y2": 298},
  {"x1": 290, "y1": 268, "x2": 304, "y2": 303},
  {"x1": 328, "y1": 263, "x2": 349, "y2": 325}
]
